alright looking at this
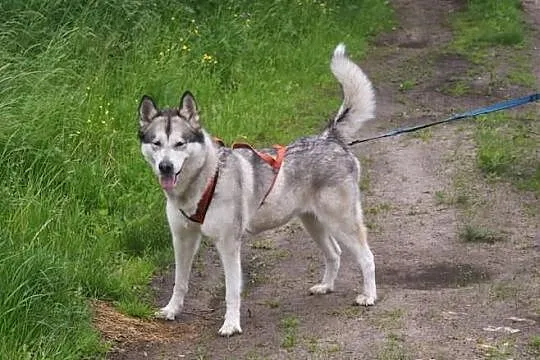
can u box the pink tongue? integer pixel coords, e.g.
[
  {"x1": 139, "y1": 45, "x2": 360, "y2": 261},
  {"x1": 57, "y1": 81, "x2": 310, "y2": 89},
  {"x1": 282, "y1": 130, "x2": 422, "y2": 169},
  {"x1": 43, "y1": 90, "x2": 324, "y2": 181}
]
[{"x1": 159, "y1": 176, "x2": 176, "y2": 191}]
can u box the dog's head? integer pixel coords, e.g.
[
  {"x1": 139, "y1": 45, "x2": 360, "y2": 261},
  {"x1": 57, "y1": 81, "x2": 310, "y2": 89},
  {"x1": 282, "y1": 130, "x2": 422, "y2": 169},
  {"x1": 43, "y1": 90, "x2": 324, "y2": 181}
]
[{"x1": 138, "y1": 91, "x2": 206, "y2": 191}]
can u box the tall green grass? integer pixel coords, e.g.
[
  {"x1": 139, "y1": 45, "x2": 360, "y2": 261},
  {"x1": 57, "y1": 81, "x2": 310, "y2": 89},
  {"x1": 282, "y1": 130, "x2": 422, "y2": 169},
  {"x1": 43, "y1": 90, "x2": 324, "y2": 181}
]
[{"x1": 0, "y1": 0, "x2": 392, "y2": 357}]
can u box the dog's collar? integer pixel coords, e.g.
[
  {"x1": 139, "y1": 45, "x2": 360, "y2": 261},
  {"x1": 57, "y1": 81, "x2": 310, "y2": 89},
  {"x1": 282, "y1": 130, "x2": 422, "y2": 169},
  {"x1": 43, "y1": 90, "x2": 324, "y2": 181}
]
[{"x1": 179, "y1": 168, "x2": 219, "y2": 224}]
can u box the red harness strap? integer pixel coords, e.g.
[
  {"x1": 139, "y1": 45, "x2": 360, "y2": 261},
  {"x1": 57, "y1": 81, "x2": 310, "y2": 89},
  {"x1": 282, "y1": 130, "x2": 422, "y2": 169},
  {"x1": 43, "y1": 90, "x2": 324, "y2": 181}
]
[
  {"x1": 232, "y1": 142, "x2": 286, "y2": 206},
  {"x1": 180, "y1": 168, "x2": 219, "y2": 224},
  {"x1": 181, "y1": 139, "x2": 285, "y2": 224}
]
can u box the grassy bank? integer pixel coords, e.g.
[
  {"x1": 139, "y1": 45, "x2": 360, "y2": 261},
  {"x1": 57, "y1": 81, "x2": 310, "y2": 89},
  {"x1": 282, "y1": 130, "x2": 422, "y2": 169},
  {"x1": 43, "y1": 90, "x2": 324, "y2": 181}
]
[
  {"x1": 0, "y1": 0, "x2": 392, "y2": 357},
  {"x1": 450, "y1": 0, "x2": 538, "y2": 194}
]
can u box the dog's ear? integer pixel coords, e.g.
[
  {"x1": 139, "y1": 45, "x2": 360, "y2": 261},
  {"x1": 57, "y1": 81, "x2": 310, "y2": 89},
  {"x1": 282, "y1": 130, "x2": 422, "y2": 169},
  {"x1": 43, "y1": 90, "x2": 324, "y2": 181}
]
[
  {"x1": 139, "y1": 95, "x2": 159, "y2": 127},
  {"x1": 179, "y1": 91, "x2": 200, "y2": 130}
]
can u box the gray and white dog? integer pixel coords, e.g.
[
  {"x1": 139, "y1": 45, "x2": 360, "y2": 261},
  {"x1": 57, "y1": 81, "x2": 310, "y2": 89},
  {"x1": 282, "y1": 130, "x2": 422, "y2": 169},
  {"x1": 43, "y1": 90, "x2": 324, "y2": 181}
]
[{"x1": 138, "y1": 44, "x2": 377, "y2": 336}]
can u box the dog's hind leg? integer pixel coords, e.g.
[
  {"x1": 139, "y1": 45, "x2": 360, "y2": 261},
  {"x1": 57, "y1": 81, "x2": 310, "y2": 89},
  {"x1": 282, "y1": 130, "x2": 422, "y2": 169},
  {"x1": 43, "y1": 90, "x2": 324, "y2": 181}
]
[
  {"x1": 349, "y1": 219, "x2": 377, "y2": 306},
  {"x1": 300, "y1": 213, "x2": 341, "y2": 294},
  {"x1": 330, "y1": 207, "x2": 376, "y2": 305},
  {"x1": 215, "y1": 237, "x2": 243, "y2": 336},
  {"x1": 317, "y1": 192, "x2": 377, "y2": 306}
]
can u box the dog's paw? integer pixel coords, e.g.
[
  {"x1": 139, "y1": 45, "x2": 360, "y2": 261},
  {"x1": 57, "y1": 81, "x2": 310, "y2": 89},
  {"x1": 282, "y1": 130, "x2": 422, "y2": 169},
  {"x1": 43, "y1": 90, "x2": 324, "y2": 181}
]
[
  {"x1": 154, "y1": 305, "x2": 181, "y2": 321},
  {"x1": 355, "y1": 294, "x2": 376, "y2": 306},
  {"x1": 309, "y1": 283, "x2": 334, "y2": 295},
  {"x1": 218, "y1": 321, "x2": 242, "y2": 337}
]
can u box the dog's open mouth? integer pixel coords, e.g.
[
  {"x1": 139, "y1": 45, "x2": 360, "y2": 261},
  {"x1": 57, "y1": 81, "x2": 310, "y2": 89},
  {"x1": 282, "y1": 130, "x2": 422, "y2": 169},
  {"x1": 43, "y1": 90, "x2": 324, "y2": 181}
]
[
  {"x1": 159, "y1": 166, "x2": 183, "y2": 191},
  {"x1": 159, "y1": 174, "x2": 178, "y2": 191}
]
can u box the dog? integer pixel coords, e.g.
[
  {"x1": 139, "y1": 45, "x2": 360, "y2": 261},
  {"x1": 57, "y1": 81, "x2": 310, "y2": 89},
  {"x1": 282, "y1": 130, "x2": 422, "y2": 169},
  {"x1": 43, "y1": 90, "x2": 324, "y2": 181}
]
[{"x1": 138, "y1": 44, "x2": 377, "y2": 336}]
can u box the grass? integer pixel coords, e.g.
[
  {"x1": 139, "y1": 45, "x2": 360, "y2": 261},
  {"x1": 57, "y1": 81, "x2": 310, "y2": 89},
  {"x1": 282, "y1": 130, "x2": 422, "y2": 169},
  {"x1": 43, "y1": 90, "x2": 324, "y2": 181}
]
[
  {"x1": 442, "y1": 80, "x2": 471, "y2": 97},
  {"x1": 450, "y1": 1, "x2": 537, "y2": 195},
  {"x1": 369, "y1": 308, "x2": 405, "y2": 331},
  {"x1": 280, "y1": 315, "x2": 299, "y2": 349},
  {"x1": 410, "y1": 128, "x2": 432, "y2": 142},
  {"x1": 450, "y1": 0, "x2": 526, "y2": 63},
  {"x1": 433, "y1": 190, "x2": 469, "y2": 207},
  {"x1": 258, "y1": 298, "x2": 280, "y2": 309},
  {"x1": 448, "y1": 0, "x2": 532, "y2": 95},
  {"x1": 305, "y1": 336, "x2": 342, "y2": 355},
  {"x1": 328, "y1": 305, "x2": 364, "y2": 318},
  {"x1": 250, "y1": 238, "x2": 276, "y2": 250},
  {"x1": 0, "y1": 1, "x2": 393, "y2": 357},
  {"x1": 488, "y1": 281, "x2": 519, "y2": 301},
  {"x1": 528, "y1": 335, "x2": 540, "y2": 356},
  {"x1": 377, "y1": 333, "x2": 412, "y2": 360},
  {"x1": 399, "y1": 80, "x2": 415, "y2": 92},
  {"x1": 475, "y1": 112, "x2": 539, "y2": 194},
  {"x1": 365, "y1": 202, "x2": 392, "y2": 215},
  {"x1": 459, "y1": 224, "x2": 505, "y2": 244},
  {"x1": 478, "y1": 338, "x2": 517, "y2": 360}
]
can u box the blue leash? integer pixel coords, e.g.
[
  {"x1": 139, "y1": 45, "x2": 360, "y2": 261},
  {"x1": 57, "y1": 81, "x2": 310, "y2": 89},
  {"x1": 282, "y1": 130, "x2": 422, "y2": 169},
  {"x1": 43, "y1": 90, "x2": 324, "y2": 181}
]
[{"x1": 348, "y1": 93, "x2": 540, "y2": 146}]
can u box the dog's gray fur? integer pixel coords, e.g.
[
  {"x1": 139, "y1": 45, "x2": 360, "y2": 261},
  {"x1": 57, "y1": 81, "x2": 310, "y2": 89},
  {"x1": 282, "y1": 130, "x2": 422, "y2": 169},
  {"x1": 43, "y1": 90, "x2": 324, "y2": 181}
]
[{"x1": 138, "y1": 44, "x2": 377, "y2": 336}]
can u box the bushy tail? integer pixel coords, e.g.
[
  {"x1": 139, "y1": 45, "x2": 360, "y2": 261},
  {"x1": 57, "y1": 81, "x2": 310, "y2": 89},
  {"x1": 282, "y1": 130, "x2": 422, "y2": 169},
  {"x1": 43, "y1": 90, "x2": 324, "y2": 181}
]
[{"x1": 327, "y1": 44, "x2": 375, "y2": 143}]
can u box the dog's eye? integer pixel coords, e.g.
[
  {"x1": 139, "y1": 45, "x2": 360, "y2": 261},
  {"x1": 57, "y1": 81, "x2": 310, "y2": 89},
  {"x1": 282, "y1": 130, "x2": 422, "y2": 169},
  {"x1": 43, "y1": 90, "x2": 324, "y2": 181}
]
[
  {"x1": 152, "y1": 140, "x2": 161, "y2": 147},
  {"x1": 174, "y1": 141, "x2": 184, "y2": 148}
]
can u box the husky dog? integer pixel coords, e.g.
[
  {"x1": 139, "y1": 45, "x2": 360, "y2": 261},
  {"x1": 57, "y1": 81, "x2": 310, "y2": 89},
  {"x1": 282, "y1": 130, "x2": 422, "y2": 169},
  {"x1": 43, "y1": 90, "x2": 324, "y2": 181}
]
[{"x1": 138, "y1": 44, "x2": 376, "y2": 336}]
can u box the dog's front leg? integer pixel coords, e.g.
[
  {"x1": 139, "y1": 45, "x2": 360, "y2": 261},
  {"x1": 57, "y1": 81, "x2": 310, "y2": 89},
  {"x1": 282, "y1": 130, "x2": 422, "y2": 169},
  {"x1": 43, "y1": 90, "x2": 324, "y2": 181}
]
[
  {"x1": 215, "y1": 237, "x2": 242, "y2": 336},
  {"x1": 156, "y1": 216, "x2": 201, "y2": 320}
]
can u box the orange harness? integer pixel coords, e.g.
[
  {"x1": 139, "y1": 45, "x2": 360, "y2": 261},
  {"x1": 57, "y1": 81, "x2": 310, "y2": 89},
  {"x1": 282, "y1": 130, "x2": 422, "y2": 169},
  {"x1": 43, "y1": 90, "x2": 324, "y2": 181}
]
[
  {"x1": 231, "y1": 142, "x2": 286, "y2": 207},
  {"x1": 181, "y1": 138, "x2": 286, "y2": 224}
]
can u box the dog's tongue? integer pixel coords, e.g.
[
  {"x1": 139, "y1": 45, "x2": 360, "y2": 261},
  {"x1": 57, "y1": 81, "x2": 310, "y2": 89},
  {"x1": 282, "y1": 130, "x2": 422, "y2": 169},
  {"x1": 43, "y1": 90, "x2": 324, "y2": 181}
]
[{"x1": 159, "y1": 176, "x2": 176, "y2": 191}]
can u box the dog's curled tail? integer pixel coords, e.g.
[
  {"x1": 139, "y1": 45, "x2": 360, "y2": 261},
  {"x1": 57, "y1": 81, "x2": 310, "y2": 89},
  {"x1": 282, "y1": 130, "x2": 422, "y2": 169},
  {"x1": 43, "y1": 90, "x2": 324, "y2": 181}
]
[{"x1": 327, "y1": 43, "x2": 375, "y2": 142}]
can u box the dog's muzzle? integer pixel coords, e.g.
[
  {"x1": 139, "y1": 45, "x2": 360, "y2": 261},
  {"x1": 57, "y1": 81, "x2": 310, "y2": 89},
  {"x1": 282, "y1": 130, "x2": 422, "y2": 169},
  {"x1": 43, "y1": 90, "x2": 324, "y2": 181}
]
[{"x1": 158, "y1": 160, "x2": 178, "y2": 191}]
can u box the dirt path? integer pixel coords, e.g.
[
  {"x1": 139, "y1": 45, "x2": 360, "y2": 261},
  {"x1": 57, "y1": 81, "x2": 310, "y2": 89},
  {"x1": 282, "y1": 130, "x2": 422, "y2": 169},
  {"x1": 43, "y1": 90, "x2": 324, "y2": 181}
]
[{"x1": 107, "y1": 1, "x2": 539, "y2": 359}]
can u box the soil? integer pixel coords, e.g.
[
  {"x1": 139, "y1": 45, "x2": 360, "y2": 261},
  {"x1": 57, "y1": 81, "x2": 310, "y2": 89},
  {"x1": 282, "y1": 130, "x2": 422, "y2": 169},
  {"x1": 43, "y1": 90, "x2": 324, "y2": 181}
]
[{"x1": 102, "y1": 1, "x2": 539, "y2": 359}]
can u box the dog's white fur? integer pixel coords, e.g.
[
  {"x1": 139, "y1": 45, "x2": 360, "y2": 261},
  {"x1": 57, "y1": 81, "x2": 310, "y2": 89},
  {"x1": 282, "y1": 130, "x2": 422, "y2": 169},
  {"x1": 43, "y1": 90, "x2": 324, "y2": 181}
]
[{"x1": 140, "y1": 44, "x2": 377, "y2": 336}]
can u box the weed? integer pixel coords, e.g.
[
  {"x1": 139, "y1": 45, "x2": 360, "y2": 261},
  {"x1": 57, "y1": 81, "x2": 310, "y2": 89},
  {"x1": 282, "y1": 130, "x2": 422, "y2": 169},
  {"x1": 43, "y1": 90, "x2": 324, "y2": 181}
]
[
  {"x1": 434, "y1": 190, "x2": 469, "y2": 206},
  {"x1": 305, "y1": 337, "x2": 342, "y2": 355},
  {"x1": 359, "y1": 156, "x2": 373, "y2": 192},
  {"x1": 443, "y1": 80, "x2": 471, "y2": 96},
  {"x1": 250, "y1": 239, "x2": 275, "y2": 250},
  {"x1": 377, "y1": 333, "x2": 412, "y2": 360},
  {"x1": 360, "y1": 173, "x2": 371, "y2": 192},
  {"x1": 410, "y1": 128, "x2": 432, "y2": 142},
  {"x1": 529, "y1": 335, "x2": 540, "y2": 354},
  {"x1": 488, "y1": 281, "x2": 519, "y2": 301},
  {"x1": 454, "y1": 193, "x2": 469, "y2": 206},
  {"x1": 259, "y1": 298, "x2": 280, "y2": 309},
  {"x1": 478, "y1": 338, "x2": 517, "y2": 360},
  {"x1": 115, "y1": 299, "x2": 153, "y2": 319},
  {"x1": 475, "y1": 113, "x2": 539, "y2": 194},
  {"x1": 328, "y1": 306, "x2": 364, "y2": 318},
  {"x1": 434, "y1": 190, "x2": 450, "y2": 205},
  {"x1": 369, "y1": 308, "x2": 405, "y2": 331},
  {"x1": 507, "y1": 69, "x2": 536, "y2": 88},
  {"x1": 366, "y1": 221, "x2": 382, "y2": 233},
  {"x1": 366, "y1": 202, "x2": 393, "y2": 215},
  {"x1": 193, "y1": 345, "x2": 210, "y2": 360},
  {"x1": 459, "y1": 224, "x2": 505, "y2": 244},
  {"x1": 280, "y1": 316, "x2": 299, "y2": 349},
  {"x1": 399, "y1": 80, "x2": 415, "y2": 91},
  {"x1": 306, "y1": 336, "x2": 320, "y2": 353}
]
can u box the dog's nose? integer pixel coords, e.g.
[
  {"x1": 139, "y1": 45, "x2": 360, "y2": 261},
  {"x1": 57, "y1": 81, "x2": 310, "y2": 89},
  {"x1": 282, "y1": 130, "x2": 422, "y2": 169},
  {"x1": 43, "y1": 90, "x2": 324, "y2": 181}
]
[{"x1": 158, "y1": 161, "x2": 174, "y2": 174}]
